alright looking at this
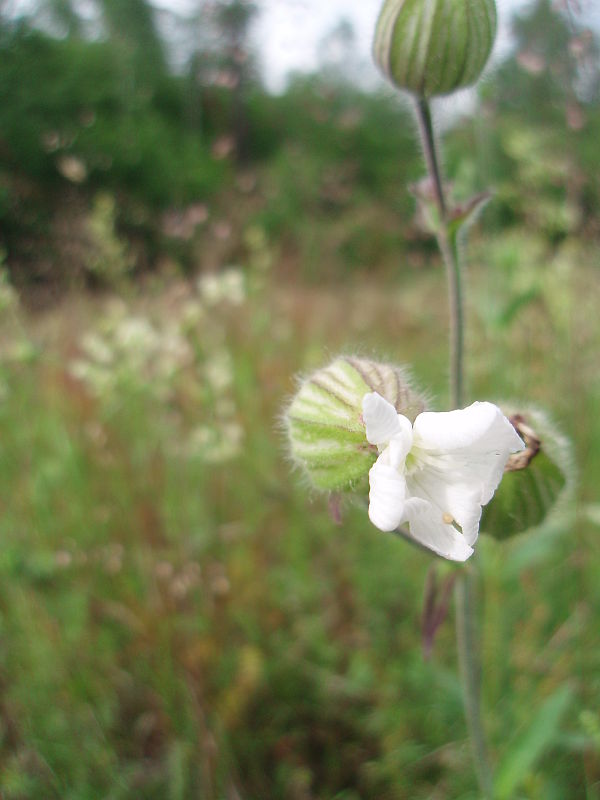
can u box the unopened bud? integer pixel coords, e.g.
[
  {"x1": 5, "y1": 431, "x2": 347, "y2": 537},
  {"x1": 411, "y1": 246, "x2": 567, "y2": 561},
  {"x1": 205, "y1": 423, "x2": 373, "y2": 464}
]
[
  {"x1": 373, "y1": 0, "x2": 497, "y2": 98},
  {"x1": 285, "y1": 356, "x2": 426, "y2": 492}
]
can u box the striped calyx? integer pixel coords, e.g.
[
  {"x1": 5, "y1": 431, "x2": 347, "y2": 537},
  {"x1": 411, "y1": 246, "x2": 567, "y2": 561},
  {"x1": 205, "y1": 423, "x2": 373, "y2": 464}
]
[
  {"x1": 286, "y1": 357, "x2": 426, "y2": 492},
  {"x1": 373, "y1": 0, "x2": 497, "y2": 98},
  {"x1": 481, "y1": 406, "x2": 575, "y2": 541}
]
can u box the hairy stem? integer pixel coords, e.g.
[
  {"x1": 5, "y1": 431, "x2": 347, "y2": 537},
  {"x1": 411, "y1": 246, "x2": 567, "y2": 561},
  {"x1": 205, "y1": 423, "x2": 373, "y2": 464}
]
[
  {"x1": 415, "y1": 97, "x2": 464, "y2": 408},
  {"x1": 415, "y1": 96, "x2": 492, "y2": 797}
]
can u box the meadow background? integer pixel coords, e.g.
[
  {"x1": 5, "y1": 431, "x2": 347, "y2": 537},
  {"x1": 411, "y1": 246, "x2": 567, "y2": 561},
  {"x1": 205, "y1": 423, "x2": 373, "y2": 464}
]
[{"x1": 1, "y1": 0, "x2": 600, "y2": 797}]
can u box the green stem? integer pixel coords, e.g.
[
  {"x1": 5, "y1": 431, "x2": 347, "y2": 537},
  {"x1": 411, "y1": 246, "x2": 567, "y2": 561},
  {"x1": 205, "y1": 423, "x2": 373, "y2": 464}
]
[
  {"x1": 416, "y1": 97, "x2": 446, "y2": 221},
  {"x1": 415, "y1": 96, "x2": 492, "y2": 797},
  {"x1": 455, "y1": 569, "x2": 494, "y2": 799},
  {"x1": 415, "y1": 97, "x2": 464, "y2": 408}
]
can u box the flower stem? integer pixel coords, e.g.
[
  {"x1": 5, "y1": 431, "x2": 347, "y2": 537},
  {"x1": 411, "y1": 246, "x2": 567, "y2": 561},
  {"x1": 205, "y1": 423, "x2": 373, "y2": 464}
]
[
  {"x1": 415, "y1": 96, "x2": 492, "y2": 797},
  {"x1": 415, "y1": 97, "x2": 464, "y2": 408},
  {"x1": 455, "y1": 568, "x2": 494, "y2": 799}
]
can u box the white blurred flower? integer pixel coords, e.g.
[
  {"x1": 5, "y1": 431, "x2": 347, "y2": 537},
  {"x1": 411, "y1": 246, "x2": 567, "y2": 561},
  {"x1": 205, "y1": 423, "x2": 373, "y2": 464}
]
[
  {"x1": 198, "y1": 267, "x2": 245, "y2": 306},
  {"x1": 181, "y1": 299, "x2": 205, "y2": 328},
  {"x1": 198, "y1": 274, "x2": 221, "y2": 305},
  {"x1": 114, "y1": 317, "x2": 160, "y2": 353},
  {"x1": 70, "y1": 310, "x2": 194, "y2": 403},
  {"x1": 155, "y1": 325, "x2": 193, "y2": 379},
  {"x1": 221, "y1": 268, "x2": 245, "y2": 305},
  {"x1": 81, "y1": 332, "x2": 113, "y2": 365},
  {"x1": 189, "y1": 421, "x2": 244, "y2": 463},
  {"x1": 57, "y1": 154, "x2": 87, "y2": 183},
  {"x1": 204, "y1": 349, "x2": 234, "y2": 392},
  {"x1": 363, "y1": 392, "x2": 524, "y2": 562},
  {"x1": 68, "y1": 359, "x2": 113, "y2": 394}
]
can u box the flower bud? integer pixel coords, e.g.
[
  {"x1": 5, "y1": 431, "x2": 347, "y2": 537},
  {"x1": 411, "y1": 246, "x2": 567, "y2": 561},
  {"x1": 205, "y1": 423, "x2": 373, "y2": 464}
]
[
  {"x1": 373, "y1": 0, "x2": 497, "y2": 98},
  {"x1": 285, "y1": 356, "x2": 426, "y2": 492}
]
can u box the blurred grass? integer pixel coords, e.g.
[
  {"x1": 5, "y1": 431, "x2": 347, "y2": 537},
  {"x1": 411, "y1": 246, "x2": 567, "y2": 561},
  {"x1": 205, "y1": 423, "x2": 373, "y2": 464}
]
[{"x1": 0, "y1": 228, "x2": 599, "y2": 799}]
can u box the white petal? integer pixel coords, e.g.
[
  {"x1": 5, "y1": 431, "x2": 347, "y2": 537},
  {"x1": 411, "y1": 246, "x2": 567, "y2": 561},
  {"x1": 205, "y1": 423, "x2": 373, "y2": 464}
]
[
  {"x1": 362, "y1": 392, "x2": 402, "y2": 447},
  {"x1": 413, "y1": 402, "x2": 524, "y2": 466},
  {"x1": 402, "y1": 497, "x2": 474, "y2": 562},
  {"x1": 386, "y1": 418, "x2": 413, "y2": 467},
  {"x1": 412, "y1": 402, "x2": 524, "y2": 544},
  {"x1": 368, "y1": 453, "x2": 407, "y2": 532},
  {"x1": 406, "y1": 469, "x2": 482, "y2": 546}
]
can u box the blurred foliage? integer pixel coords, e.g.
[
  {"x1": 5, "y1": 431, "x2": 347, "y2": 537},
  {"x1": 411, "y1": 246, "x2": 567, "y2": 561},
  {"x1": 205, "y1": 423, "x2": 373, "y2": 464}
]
[
  {"x1": 0, "y1": 27, "x2": 224, "y2": 200},
  {"x1": 85, "y1": 192, "x2": 133, "y2": 287},
  {"x1": 0, "y1": 0, "x2": 598, "y2": 290}
]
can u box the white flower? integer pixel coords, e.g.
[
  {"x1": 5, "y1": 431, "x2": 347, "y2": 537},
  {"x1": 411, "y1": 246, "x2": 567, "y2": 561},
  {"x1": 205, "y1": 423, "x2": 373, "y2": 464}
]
[
  {"x1": 198, "y1": 267, "x2": 245, "y2": 306},
  {"x1": 362, "y1": 392, "x2": 525, "y2": 562}
]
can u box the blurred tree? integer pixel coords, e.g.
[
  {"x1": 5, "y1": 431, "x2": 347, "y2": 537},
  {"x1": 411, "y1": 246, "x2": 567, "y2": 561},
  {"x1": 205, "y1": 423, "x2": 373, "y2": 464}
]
[
  {"x1": 40, "y1": 0, "x2": 83, "y2": 37},
  {"x1": 98, "y1": 0, "x2": 166, "y2": 87},
  {"x1": 189, "y1": 0, "x2": 259, "y2": 161},
  {"x1": 318, "y1": 17, "x2": 361, "y2": 87},
  {"x1": 490, "y1": 0, "x2": 599, "y2": 121},
  {"x1": 462, "y1": 0, "x2": 600, "y2": 238}
]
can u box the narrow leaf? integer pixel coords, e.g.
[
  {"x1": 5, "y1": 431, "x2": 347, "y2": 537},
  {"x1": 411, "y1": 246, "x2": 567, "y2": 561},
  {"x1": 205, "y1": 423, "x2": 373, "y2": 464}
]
[
  {"x1": 447, "y1": 190, "x2": 492, "y2": 242},
  {"x1": 494, "y1": 685, "x2": 573, "y2": 799},
  {"x1": 496, "y1": 287, "x2": 540, "y2": 329}
]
